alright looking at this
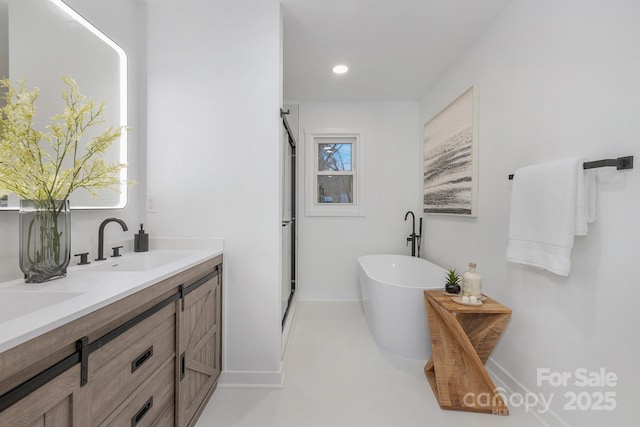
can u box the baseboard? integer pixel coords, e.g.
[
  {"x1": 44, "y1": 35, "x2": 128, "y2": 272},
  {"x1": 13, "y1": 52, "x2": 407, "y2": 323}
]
[
  {"x1": 486, "y1": 357, "x2": 570, "y2": 427},
  {"x1": 218, "y1": 362, "x2": 285, "y2": 388}
]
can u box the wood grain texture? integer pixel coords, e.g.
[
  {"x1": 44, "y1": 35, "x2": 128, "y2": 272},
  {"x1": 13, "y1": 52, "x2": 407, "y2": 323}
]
[
  {"x1": 97, "y1": 356, "x2": 175, "y2": 427},
  {"x1": 88, "y1": 303, "x2": 176, "y2": 424},
  {"x1": 423, "y1": 290, "x2": 511, "y2": 415},
  {"x1": 178, "y1": 273, "x2": 221, "y2": 427},
  {"x1": 0, "y1": 365, "x2": 90, "y2": 426}
]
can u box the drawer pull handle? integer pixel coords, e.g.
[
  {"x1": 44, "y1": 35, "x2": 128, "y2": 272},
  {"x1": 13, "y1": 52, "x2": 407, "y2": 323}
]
[
  {"x1": 131, "y1": 396, "x2": 153, "y2": 427},
  {"x1": 180, "y1": 352, "x2": 186, "y2": 380},
  {"x1": 131, "y1": 346, "x2": 154, "y2": 373}
]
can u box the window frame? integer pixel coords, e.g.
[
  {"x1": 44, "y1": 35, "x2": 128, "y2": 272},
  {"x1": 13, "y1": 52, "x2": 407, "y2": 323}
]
[{"x1": 304, "y1": 128, "x2": 365, "y2": 217}]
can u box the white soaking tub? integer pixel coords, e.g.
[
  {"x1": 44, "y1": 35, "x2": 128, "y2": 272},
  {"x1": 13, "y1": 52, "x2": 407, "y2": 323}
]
[{"x1": 357, "y1": 254, "x2": 447, "y2": 359}]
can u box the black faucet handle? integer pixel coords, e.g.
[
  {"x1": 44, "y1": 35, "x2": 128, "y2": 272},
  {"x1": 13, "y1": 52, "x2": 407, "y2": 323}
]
[
  {"x1": 111, "y1": 246, "x2": 124, "y2": 257},
  {"x1": 74, "y1": 252, "x2": 91, "y2": 265}
]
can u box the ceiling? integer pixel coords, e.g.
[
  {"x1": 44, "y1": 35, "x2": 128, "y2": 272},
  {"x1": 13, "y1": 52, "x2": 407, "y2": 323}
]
[{"x1": 281, "y1": 0, "x2": 513, "y2": 102}]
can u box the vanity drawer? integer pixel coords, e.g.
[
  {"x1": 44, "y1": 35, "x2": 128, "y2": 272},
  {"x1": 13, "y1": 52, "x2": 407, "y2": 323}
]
[
  {"x1": 98, "y1": 356, "x2": 175, "y2": 427},
  {"x1": 89, "y1": 302, "x2": 176, "y2": 424}
]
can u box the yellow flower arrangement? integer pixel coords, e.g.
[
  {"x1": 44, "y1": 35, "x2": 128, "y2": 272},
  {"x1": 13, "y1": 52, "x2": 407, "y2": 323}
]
[
  {"x1": 0, "y1": 76, "x2": 125, "y2": 203},
  {"x1": 0, "y1": 77, "x2": 127, "y2": 282}
]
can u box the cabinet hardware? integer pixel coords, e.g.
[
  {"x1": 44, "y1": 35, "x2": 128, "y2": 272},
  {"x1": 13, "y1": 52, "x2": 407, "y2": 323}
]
[
  {"x1": 131, "y1": 346, "x2": 154, "y2": 373},
  {"x1": 178, "y1": 267, "x2": 220, "y2": 311},
  {"x1": 179, "y1": 284, "x2": 185, "y2": 312},
  {"x1": 77, "y1": 337, "x2": 89, "y2": 386},
  {"x1": 180, "y1": 352, "x2": 186, "y2": 381},
  {"x1": 131, "y1": 396, "x2": 153, "y2": 427}
]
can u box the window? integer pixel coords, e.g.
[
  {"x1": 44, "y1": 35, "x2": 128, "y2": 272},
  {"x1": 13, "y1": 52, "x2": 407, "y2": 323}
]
[{"x1": 305, "y1": 129, "x2": 365, "y2": 216}]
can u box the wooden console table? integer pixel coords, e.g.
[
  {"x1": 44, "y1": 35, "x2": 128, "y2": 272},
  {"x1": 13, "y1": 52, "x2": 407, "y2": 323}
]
[{"x1": 423, "y1": 290, "x2": 512, "y2": 415}]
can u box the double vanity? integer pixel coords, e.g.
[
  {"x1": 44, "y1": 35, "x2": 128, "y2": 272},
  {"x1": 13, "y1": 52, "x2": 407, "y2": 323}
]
[{"x1": 0, "y1": 239, "x2": 223, "y2": 427}]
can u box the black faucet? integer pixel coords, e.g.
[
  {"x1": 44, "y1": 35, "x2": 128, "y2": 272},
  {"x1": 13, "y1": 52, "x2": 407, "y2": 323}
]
[
  {"x1": 404, "y1": 210, "x2": 422, "y2": 257},
  {"x1": 96, "y1": 218, "x2": 129, "y2": 261}
]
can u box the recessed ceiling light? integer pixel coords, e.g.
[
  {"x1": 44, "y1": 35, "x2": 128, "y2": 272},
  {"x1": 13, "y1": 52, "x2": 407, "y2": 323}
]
[{"x1": 332, "y1": 65, "x2": 349, "y2": 74}]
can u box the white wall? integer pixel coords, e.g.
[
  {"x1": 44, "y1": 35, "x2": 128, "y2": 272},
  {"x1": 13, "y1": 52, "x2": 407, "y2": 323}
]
[
  {"x1": 0, "y1": 0, "x2": 143, "y2": 282},
  {"x1": 297, "y1": 102, "x2": 421, "y2": 300},
  {"x1": 419, "y1": 0, "x2": 640, "y2": 424},
  {"x1": 0, "y1": 2, "x2": 7, "y2": 80},
  {"x1": 145, "y1": 0, "x2": 283, "y2": 386}
]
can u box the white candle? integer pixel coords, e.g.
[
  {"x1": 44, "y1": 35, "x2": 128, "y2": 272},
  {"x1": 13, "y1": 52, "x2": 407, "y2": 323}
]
[
  {"x1": 470, "y1": 296, "x2": 478, "y2": 304},
  {"x1": 462, "y1": 296, "x2": 470, "y2": 304}
]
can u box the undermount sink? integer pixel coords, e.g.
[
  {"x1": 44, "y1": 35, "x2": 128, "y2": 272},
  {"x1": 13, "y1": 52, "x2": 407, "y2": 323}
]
[
  {"x1": 0, "y1": 291, "x2": 83, "y2": 323},
  {"x1": 81, "y1": 251, "x2": 192, "y2": 272}
]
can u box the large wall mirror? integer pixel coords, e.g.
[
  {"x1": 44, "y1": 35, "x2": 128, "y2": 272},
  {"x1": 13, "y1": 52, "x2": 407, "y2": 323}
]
[{"x1": 0, "y1": 0, "x2": 127, "y2": 209}]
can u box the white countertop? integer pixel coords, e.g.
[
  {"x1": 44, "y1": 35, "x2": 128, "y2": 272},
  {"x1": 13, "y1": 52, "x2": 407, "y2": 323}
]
[{"x1": 0, "y1": 238, "x2": 223, "y2": 353}]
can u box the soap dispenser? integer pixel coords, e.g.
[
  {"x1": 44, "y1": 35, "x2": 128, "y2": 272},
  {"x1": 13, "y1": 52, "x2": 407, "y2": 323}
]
[{"x1": 134, "y1": 223, "x2": 149, "y2": 252}]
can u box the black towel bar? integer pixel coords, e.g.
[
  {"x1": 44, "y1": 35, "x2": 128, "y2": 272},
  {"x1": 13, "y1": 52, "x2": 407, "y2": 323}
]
[{"x1": 508, "y1": 156, "x2": 633, "y2": 180}]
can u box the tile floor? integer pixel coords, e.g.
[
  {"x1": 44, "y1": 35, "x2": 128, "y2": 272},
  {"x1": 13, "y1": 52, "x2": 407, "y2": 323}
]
[{"x1": 196, "y1": 301, "x2": 542, "y2": 427}]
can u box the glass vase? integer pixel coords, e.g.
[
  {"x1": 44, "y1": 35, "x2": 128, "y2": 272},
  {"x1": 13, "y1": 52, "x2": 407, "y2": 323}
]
[{"x1": 19, "y1": 199, "x2": 71, "y2": 283}]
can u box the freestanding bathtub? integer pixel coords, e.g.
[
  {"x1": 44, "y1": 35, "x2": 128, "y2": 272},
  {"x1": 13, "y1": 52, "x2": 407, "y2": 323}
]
[{"x1": 357, "y1": 254, "x2": 447, "y2": 359}]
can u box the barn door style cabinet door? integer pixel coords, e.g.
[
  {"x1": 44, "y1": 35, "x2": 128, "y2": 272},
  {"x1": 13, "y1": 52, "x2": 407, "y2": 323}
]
[
  {"x1": 0, "y1": 365, "x2": 90, "y2": 426},
  {"x1": 177, "y1": 265, "x2": 223, "y2": 427}
]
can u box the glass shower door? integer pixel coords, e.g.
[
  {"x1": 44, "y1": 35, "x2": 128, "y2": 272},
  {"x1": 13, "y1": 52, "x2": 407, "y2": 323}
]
[{"x1": 281, "y1": 108, "x2": 297, "y2": 326}]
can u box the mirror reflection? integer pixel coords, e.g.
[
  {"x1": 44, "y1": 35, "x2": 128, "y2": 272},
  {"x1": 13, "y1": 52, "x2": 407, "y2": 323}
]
[{"x1": 0, "y1": 0, "x2": 127, "y2": 209}]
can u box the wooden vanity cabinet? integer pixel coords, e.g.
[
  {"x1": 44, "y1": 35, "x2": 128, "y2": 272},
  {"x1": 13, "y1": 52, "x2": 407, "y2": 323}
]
[{"x1": 0, "y1": 255, "x2": 222, "y2": 427}]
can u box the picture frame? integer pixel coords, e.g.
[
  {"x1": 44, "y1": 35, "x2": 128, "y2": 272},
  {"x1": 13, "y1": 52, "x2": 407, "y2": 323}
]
[{"x1": 423, "y1": 87, "x2": 478, "y2": 216}]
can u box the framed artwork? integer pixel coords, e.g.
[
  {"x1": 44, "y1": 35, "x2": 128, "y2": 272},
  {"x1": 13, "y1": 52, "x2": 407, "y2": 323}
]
[{"x1": 423, "y1": 87, "x2": 477, "y2": 216}]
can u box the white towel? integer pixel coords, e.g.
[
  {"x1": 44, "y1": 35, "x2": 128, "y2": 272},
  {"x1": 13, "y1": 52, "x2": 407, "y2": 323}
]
[
  {"x1": 506, "y1": 158, "x2": 596, "y2": 276},
  {"x1": 575, "y1": 169, "x2": 597, "y2": 236}
]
